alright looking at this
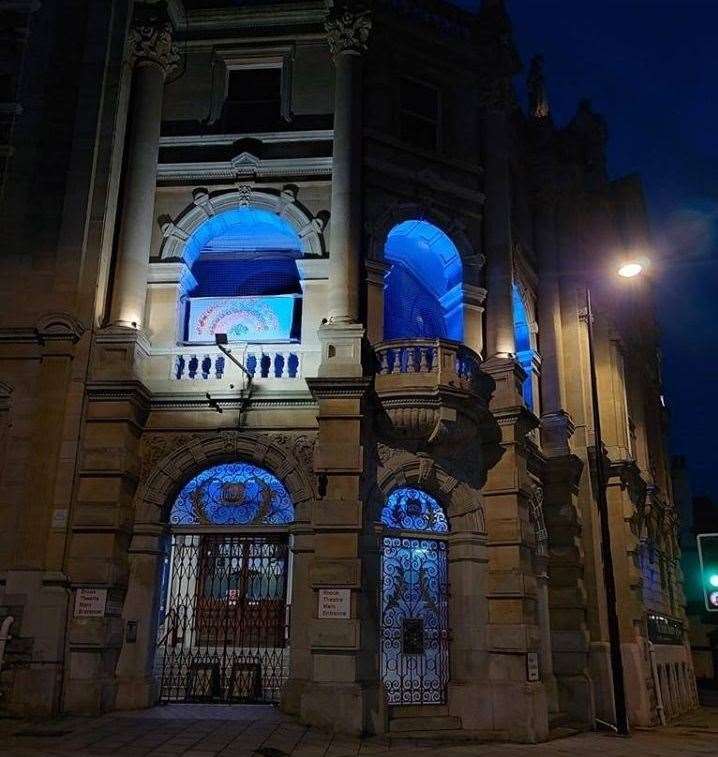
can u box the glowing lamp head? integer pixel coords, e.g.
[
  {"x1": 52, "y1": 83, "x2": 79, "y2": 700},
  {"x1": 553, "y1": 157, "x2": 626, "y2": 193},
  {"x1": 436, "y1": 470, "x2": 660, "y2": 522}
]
[
  {"x1": 709, "y1": 573, "x2": 718, "y2": 588},
  {"x1": 617, "y1": 261, "x2": 644, "y2": 279}
]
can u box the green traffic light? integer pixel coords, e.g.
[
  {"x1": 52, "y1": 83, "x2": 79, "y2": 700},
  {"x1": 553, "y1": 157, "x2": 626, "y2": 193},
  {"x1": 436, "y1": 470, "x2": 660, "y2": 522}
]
[{"x1": 709, "y1": 574, "x2": 718, "y2": 588}]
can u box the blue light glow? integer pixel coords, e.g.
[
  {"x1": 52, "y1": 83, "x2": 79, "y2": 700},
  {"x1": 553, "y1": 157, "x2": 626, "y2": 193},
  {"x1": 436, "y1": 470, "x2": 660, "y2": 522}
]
[
  {"x1": 384, "y1": 220, "x2": 463, "y2": 341},
  {"x1": 184, "y1": 208, "x2": 302, "y2": 266},
  {"x1": 170, "y1": 463, "x2": 295, "y2": 526},
  {"x1": 380, "y1": 487, "x2": 449, "y2": 533},
  {"x1": 512, "y1": 284, "x2": 535, "y2": 410}
]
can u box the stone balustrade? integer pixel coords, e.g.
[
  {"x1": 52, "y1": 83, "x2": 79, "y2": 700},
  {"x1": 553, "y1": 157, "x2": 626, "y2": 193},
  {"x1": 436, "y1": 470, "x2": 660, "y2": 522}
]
[
  {"x1": 170, "y1": 346, "x2": 313, "y2": 382},
  {"x1": 374, "y1": 339, "x2": 488, "y2": 397}
]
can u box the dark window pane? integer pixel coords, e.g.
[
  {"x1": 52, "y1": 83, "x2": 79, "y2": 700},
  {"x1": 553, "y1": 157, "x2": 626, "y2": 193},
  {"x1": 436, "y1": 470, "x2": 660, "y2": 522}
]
[
  {"x1": 400, "y1": 78, "x2": 439, "y2": 120},
  {"x1": 227, "y1": 67, "x2": 281, "y2": 103},
  {"x1": 400, "y1": 113, "x2": 437, "y2": 151},
  {"x1": 222, "y1": 68, "x2": 282, "y2": 129}
]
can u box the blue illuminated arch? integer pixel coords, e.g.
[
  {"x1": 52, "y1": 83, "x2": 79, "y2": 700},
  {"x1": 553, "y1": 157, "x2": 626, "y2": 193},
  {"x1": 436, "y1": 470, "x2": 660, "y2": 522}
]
[
  {"x1": 380, "y1": 487, "x2": 449, "y2": 533},
  {"x1": 184, "y1": 207, "x2": 302, "y2": 266},
  {"x1": 182, "y1": 208, "x2": 303, "y2": 343},
  {"x1": 512, "y1": 284, "x2": 535, "y2": 410},
  {"x1": 383, "y1": 220, "x2": 463, "y2": 341},
  {"x1": 170, "y1": 462, "x2": 295, "y2": 526}
]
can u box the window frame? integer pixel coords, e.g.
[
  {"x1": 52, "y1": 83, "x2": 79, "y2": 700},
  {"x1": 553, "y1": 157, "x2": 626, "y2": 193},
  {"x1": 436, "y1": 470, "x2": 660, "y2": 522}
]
[
  {"x1": 209, "y1": 46, "x2": 294, "y2": 127},
  {"x1": 397, "y1": 75, "x2": 442, "y2": 152}
]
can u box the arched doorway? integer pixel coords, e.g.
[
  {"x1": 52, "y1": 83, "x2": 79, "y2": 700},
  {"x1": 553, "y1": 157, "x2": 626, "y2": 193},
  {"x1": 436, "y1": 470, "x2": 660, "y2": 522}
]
[
  {"x1": 379, "y1": 486, "x2": 450, "y2": 705},
  {"x1": 156, "y1": 462, "x2": 295, "y2": 704}
]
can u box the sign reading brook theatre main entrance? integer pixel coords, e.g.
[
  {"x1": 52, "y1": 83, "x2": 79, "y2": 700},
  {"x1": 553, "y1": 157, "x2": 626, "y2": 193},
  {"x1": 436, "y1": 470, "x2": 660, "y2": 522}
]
[{"x1": 318, "y1": 588, "x2": 351, "y2": 619}]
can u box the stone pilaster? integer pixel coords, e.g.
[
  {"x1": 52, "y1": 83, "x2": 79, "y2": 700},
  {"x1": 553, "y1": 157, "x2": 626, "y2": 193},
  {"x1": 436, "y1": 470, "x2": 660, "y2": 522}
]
[
  {"x1": 302, "y1": 376, "x2": 381, "y2": 736},
  {"x1": 108, "y1": 3, "x2": 178, "y2": 330},
  {"x1": 479, "y1": 355, "x2": 549, "y2": 742},
  {"x1": 63, "y1": 379, "x2": 150, "y2": 713},
  {"x1": 477, "y1": 1, "x2": 521, "y2": 359},
  {"x1": 325, "y1": 3, "x2": 370, "y2": 324},
  {"x1": 3, "y1": 314, "x2": 86, "y2": 715}
]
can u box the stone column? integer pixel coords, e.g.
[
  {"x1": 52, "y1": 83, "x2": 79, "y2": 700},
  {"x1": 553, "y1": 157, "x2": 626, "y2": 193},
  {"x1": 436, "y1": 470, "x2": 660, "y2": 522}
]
[
  {"x1": 365, "y1": 259, "x2": 389, "y2": 344},
  {"x1": 462, "y1": 284, "x2": 487, "y2": 357},
  {"x1": 325, "y1": 4, "x2": 370, "y2": 325},
  {"x1": 481, "y1": 108, "x2": 515, "y2": 358},
  {"x1": 108, "y1": 7, "x2": 177, "y2": 329},
  {"x1": 533, "y1": 190, "x2": 573, "y2": 455}
]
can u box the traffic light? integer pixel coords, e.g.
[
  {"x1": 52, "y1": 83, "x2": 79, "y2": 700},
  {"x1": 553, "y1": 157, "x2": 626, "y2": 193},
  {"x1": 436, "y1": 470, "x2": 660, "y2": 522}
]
[{"x1": 697, "y1": 533, "x2": 718, "y2": 611}]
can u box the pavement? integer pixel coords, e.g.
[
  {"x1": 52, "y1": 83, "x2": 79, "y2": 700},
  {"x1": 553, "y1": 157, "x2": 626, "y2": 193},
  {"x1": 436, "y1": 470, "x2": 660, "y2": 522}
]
[{"x1": 0, "y1": 704, "x2": 717, "y2": 757}]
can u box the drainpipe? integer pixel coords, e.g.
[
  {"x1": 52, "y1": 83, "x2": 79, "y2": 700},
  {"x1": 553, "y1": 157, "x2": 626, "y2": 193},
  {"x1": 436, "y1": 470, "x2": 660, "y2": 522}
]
[
  {"x1": 0, "y1": 616, "x2": 13, "y2": 681},
  {"x1": 648, "y1": 641, "x2": 667, "y2": 725}
]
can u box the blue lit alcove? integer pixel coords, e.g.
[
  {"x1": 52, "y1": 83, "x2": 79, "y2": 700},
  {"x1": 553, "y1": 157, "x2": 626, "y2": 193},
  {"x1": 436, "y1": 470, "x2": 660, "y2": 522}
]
[
  {"x1": 383, "y1": 220, "x2": 463, "y2": 341},
  {"x1": 170, "y1": 462, "x2": 295, "y2": 526},
  {"x1": 380, "y1": 487, "x2": 449, "y2": 533},
  {"x1": 512, "y1": 283, "x2": 535, "y2": 410},
  {"x1": 182, "y1": 208, "x2": 303, "y2": 344}
]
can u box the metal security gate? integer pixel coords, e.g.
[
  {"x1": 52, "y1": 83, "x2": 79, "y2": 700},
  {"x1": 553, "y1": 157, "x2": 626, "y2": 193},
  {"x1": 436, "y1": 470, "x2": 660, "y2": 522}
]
[
  {"x1": 380, "y1": 536, "x2": 449, "y2": 704},
  {"x1": 157, "y1": 533, "x2": 289, "y2": 703}
]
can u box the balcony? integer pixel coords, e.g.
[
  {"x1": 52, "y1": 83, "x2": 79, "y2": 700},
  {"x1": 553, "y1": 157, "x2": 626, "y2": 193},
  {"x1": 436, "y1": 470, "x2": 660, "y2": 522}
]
[
  {"x1": 373, "y1": 339, "x2": 494, "y2": 449},
  {"x1": 145, "y1": 344, "x2": 321, "y2": 389}
]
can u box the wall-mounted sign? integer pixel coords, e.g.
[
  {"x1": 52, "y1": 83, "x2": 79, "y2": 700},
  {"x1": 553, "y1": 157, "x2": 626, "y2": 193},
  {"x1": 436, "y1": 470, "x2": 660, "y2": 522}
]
[
  {"x1": 318, "y1": 588, "x2": 351, "y2": 619},
  {"x1": 526, "y1": 652, "x2": 540, "y2": 682},
  {"x1": 74, "y1": 588, "x2": 107, "y2": 619},
  {"x1": 51, "y1": 508, "x2": 68, "y2": 529},
  {"x1": 186, "y1": 295, "x2": 298, "y2": 343}
]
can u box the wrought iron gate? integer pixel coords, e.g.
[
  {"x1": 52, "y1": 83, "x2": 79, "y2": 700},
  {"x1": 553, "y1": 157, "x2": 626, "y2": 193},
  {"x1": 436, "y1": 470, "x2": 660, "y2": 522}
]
[
  {"x1": 380, "y1": 536, "x2": 449, "y2": 704},
  {"x1": 157, "y1": 533, "x2": 289, "y2": 703}
]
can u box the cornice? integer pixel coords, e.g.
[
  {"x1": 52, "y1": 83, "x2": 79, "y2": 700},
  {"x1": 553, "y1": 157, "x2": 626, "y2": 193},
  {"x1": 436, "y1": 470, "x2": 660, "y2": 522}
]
[
  {"x1": 306, "y1": 376, "x2": 373, "y2": 400},
  {"x1": 184, "y1": 3, "x2": 326, "y2": 33},
  {"x1": 157, "y1": 155, "x2": 332, "y2": 183},
  {"x1": 148, "y1": 390, "x2": 317, "y2": 412},
  {"x1": 159, "y1": 130, "x2": 333, "y2": 148}
]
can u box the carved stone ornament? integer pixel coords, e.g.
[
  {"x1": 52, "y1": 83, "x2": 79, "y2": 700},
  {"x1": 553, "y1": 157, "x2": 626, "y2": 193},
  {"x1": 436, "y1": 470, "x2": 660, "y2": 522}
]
[
  {"x1": 128, "y1": 6, "x2": 180, "y2": 74},
  {"x1": 527, "y1": 55, "x2": 550, "y2": 119},
  {"x1": 325, "y1": 5, "x2": 372, "y2": 57}
]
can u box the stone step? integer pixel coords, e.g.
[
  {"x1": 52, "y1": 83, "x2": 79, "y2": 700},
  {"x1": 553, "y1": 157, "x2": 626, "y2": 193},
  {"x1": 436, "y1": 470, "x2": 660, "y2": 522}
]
[
  {"x1": 547, "y1": 725, "x2": 582, "y2": 741},
  {"x1": 389, "y1": 715, "x2": 462, "y2": 733}
]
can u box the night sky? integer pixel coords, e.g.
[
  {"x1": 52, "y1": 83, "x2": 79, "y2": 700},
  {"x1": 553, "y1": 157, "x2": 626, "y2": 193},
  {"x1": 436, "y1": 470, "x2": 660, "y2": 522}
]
[{"x1": 454, "y1": 0, "x2": 718, "y2": 502}]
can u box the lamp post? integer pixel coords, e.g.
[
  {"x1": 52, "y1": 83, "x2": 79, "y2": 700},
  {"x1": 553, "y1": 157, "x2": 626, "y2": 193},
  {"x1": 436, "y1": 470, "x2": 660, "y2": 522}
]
[{"x1": 583, "y1": 259, "x2": 643, "y2": 737}]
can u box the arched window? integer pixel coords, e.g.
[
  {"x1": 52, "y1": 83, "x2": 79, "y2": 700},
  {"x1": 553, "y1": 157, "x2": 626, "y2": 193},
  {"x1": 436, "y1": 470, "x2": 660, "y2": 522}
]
[
  {"x1": 170, "y1": 462, "x2": 295, "y2": 526},
  {"x1": 380, "y1": 486, "x2": 448, "y2": 533},
  {"x1": 383, "y1": 220, "x2": 463, "y2": 342},
  {"x1": 182, "y1": 208, "x2": 302, "y2": 344},
  {"x1": 512, "y1": 283, "x2": 538, "y2": 411}
]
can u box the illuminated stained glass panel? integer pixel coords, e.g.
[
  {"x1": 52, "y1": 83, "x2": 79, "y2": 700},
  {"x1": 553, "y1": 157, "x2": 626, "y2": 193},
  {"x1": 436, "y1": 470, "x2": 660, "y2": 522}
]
[
  {"x1": 380, "y1": 487, "x2": 448, "y2": 533},
  {"x1": 186, "y1": 295, "x2": 298, "y2": 343},
  {"x1": 170, "y1": 463, "x2": 294, "y2": 526}
]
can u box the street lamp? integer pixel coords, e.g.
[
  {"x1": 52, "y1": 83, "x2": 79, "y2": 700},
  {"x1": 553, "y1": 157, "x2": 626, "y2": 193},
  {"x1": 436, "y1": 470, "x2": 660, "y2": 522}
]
[{"x1": 583, "y1": 259, "x2": 646, "y2": 737}]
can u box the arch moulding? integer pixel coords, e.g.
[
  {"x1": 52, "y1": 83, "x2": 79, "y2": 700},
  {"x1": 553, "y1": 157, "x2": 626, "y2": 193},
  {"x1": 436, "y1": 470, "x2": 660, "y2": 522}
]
[
  {"x1": 374, "y1": 445, "x2": 486, "y2": 534},
  {"x1": 158, "y1": 185, "x2": 328, "y2": 263},
  {"x1": 366, "y1": 201, "x2": 485, "y2": 271},
  {"x1": 133, "y1": 430, "x2": 317, "y2": 528}
]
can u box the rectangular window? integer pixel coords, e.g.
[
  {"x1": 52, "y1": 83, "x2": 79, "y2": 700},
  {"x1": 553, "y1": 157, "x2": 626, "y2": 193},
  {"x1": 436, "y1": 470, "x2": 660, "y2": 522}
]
[
  {"x1": 399, "y1": 77, "x2": 439, "y2": 151},
  {"x1": 222, "y1": 67, "x2": 282, "y2": 131}
]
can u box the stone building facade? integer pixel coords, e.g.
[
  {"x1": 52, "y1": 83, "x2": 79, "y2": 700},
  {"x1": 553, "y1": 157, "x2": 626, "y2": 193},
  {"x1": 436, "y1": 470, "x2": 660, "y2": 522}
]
[{"x1": 0, "y1": 0, "x2": 697, "y2": 741}]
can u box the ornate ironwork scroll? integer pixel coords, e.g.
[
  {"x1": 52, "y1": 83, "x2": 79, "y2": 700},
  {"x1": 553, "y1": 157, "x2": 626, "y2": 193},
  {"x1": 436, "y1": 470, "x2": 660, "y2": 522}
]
[
  {"x1": 156, "y1": 534, "x2": 289, "y2": 703},
  {"x1": 380, "y1": 487, "x2": 448, "y2": 533},
  {"x1": 170, "y1": 463, "x2": 295, "y2": 527},
  {"x1": 381, "y1": 536, "x2": 449, "y2": 705}
]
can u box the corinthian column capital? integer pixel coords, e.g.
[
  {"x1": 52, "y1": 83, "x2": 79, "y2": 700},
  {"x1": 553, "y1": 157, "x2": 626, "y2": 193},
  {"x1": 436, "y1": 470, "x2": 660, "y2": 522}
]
[
  {"x1": 325, "y1": 3, "x2": 372, "y2": 57},
  {"x1": 128, "y1": 3, "x2": 180, "y2": 74}
]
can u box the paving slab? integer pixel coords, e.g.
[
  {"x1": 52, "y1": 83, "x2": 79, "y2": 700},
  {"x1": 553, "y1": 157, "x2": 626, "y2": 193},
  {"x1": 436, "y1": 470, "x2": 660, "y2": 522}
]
[{"x1": 0, "y1": 705, "x2": 717, "y2": 757}]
